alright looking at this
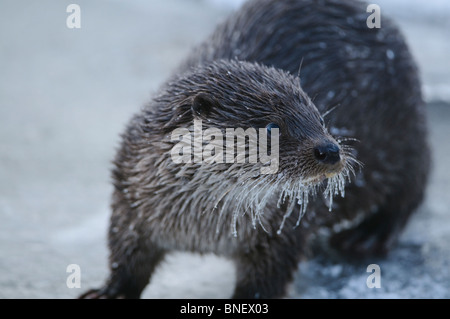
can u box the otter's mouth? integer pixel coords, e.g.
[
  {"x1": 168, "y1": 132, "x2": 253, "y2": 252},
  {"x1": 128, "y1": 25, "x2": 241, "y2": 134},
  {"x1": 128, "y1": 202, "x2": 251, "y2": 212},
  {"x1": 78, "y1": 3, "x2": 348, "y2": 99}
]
[
  {"x1": 302, "y1": 170, "x2": 342, "y2": 186},
  {"x1": 302, "y1": 174, "x2": 326, "y2": 185},
  {"x1": 216, "y1": 141, "x2": 358, "y2": 237}
]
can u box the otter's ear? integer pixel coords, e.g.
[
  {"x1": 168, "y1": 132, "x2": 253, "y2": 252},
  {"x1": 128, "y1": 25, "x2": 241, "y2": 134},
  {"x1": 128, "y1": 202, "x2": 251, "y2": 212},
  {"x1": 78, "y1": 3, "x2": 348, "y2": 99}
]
[{"x1": 192, "y1": 93, "x2": 220, "y2": 117}]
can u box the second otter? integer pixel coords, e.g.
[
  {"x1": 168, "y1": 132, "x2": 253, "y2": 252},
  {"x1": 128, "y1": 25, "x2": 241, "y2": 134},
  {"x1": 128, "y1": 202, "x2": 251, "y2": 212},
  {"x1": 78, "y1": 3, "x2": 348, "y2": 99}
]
[{"x1": 80, "y1": 0, "x2": 430, "y2": 298}]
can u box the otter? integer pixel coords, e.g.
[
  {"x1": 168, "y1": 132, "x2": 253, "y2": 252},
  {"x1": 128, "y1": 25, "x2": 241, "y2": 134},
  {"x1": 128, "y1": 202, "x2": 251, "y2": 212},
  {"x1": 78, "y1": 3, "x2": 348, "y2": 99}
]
[{"x1": 80, "y1": 0, "x2": 430, "y2": 299}]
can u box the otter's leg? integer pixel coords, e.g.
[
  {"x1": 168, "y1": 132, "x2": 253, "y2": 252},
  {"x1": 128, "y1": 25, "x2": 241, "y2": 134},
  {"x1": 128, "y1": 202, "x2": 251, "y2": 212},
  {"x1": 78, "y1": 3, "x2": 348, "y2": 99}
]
[
  {"x1": 231, "y1": 231, "x2": 305, "y2": 299},
  {"x1": 79, "y1": 240, "x2": 165, "y2": 299},
  {"x1": 330, "y1": 192, "x2": 425, "y2": 258},
  {"x1": 330, "y1": 206, "x2": 404, "y2": 258},
  {"x1": 330, "y1": 137, "x2": 430, "y2": 258},
  {"x1": 80, "y1": 193, "x2": 165, "y2": 299}
]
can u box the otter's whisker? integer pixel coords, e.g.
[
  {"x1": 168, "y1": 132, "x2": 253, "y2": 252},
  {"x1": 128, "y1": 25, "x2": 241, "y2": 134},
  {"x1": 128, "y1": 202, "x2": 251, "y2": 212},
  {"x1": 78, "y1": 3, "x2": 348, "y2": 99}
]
[{"x1": 322, "y1": 103, "x2": 341, "y2": 118}]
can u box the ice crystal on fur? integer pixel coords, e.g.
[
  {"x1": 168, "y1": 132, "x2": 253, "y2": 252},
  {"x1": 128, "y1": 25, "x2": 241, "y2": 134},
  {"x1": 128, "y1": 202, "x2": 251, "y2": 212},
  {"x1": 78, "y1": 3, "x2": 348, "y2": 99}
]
[{"x1": 213, "y1": 149, "x2": 356, "y2": 237}]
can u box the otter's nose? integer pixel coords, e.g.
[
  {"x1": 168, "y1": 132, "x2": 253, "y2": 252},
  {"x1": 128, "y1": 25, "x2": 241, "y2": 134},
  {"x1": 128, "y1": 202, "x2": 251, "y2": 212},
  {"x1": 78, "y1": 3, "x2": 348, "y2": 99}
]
[{"x1": 313, "y1": 143, "x2": 340, "y2": 165}]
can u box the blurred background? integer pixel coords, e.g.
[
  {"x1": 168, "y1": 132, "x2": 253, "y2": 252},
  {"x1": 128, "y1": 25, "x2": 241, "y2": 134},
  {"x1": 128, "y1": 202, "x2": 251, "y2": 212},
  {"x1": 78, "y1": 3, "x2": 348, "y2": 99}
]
[{"x1": 0, "y1": 0, "x2": 449, "y2": 298}]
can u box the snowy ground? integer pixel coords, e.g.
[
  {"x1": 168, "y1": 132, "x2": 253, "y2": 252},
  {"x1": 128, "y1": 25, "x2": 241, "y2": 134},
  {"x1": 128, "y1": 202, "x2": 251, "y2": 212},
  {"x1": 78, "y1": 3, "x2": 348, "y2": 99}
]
[{"x1": 0, "y1": 0, "x2": 449, "y2": 299}]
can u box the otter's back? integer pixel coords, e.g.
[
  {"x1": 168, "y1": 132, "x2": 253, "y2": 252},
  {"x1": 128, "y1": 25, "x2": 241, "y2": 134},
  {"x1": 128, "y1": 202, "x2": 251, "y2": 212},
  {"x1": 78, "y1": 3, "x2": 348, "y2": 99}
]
[{"x1": 180, "y1": 0, "x2": 430, "y2": 224}]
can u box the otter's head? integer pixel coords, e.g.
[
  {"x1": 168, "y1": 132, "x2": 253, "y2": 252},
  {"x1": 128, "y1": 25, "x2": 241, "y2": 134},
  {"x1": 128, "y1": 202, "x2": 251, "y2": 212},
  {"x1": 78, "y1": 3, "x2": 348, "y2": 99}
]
[{"x1": 156, "y1": 60, "x2": 357, "y2": 233}]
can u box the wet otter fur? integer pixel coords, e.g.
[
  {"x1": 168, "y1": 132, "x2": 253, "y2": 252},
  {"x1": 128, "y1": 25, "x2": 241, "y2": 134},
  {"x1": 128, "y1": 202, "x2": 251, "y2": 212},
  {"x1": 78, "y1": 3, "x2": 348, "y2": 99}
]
[{"x1": 80, "y1": 0, "x2": 430, "y2": 299}]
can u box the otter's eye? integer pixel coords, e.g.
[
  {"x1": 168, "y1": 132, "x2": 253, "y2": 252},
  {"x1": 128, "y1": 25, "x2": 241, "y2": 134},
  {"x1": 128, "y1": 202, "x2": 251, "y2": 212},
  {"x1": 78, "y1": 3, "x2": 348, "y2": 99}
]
[{"x1": 266, "y1": 123, "x2": 280, "y2": 137}]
